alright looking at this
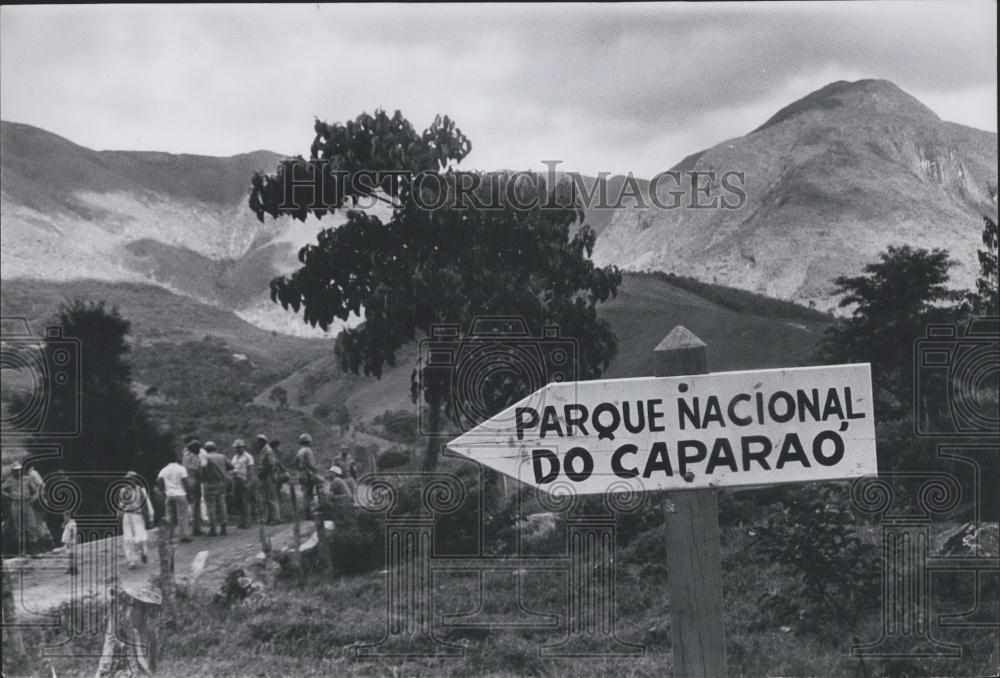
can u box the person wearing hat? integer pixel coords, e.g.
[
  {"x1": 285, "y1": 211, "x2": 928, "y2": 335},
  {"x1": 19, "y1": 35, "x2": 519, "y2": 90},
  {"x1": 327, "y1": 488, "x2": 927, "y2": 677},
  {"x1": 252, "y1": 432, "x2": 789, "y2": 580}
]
[
  {"x1": 181, "y1": 438, "x2": 206, "y2": 536},
  {"x1": 201, "y1": 442, "x2": 232, "y2": 536},
  {"x1": 22, "y1": 460, "x2": 53, "y2": 552},
  {"x1": 332, "y1": 442, "x2": 358, "y2": 483},
  {"x1": 293, "y1": 433, "x2": 320, "y2": 518},
  {"x1": 116, "y1": 471, "x2": 155, "y2": 568},
  {"x1": 321, "y1": 464, "x2": 356, "y2": 521},
  {"x1": 230, "y1": 439, "x2": 255, "y2": 528},
  {"x1": 253, "y1": 434, "x2": 282, "y2": 525},
  {"x1": 1, "y1": 461, "x2": 50, "y2": 555},
  {"x1": 325, "y1": 464, "x2": 353, "y2": 498}
]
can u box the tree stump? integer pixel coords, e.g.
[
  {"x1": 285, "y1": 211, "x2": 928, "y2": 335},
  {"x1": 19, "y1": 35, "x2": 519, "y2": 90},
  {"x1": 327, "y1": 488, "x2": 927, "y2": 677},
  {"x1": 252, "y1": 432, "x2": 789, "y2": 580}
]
[{"x1": 95, "y1": 584, "x2": 162, "y2": 677}]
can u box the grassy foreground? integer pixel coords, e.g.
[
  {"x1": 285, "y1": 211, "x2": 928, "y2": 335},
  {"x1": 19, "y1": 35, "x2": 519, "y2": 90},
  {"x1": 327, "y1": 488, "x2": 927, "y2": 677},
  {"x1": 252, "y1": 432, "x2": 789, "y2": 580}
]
[{"x1": 7, "y1": 522, "x2": 996, "y2": 678}]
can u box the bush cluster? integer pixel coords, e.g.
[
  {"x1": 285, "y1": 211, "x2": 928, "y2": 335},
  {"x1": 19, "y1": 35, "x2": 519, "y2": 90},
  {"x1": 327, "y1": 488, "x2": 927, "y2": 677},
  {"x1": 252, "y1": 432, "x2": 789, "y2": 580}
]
[{"x1": 748, "y1": 484, "x2": 880, "y2": 633}]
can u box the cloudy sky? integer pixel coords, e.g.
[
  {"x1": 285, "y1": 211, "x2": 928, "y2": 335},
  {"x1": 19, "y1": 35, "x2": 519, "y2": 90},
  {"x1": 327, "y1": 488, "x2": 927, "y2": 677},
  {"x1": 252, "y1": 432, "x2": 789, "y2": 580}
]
[{"x1": 1, "y1": 2, "x2": 996, "y2": 176}]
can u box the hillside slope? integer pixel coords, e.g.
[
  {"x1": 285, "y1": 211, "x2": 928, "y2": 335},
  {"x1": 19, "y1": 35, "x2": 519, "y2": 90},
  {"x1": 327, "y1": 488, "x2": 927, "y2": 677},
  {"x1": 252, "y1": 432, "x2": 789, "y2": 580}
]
[
  {"x1": 4, "y1": 79, "x2": 995, "y2": 324},
  {"x1": 0, "y1": 278, "x2": 330, "y2": 373},
  {"x1": 0, "y1": 121, "x2": 351, "y2": 336},
  {"x1": 593, "y1": 79, "x2": 998, "y2": 308},
  {"x1": 259, "y1": 272, "x2": 829, "y2": 424}
]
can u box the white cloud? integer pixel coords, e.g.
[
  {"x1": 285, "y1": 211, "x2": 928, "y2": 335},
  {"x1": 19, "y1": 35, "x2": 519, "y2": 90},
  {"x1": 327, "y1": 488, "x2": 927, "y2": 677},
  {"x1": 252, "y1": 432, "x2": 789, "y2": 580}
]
[{"x1": 1, "y1": 2, "x2": 995, "y2": 177}]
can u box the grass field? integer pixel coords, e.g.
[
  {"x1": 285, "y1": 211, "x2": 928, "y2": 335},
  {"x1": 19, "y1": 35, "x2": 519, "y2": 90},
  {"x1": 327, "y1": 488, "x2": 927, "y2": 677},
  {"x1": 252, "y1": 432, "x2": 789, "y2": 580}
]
[{"x1": 8, "y1": 517, "x2": 996, "y2": 678}]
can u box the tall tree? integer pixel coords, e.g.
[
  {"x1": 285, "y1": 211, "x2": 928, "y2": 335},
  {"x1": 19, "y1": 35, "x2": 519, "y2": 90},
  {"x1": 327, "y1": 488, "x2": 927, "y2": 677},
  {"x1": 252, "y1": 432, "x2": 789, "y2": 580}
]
[
  {"x1": 31, "y1": 301, "x2": 171, "y2": 514},
  {"x1": 818, "y1": 245, "x2": 961, "y2": 418},
  {"x1": 250, "y1": 110, "x2": 621, "y2": 470}
]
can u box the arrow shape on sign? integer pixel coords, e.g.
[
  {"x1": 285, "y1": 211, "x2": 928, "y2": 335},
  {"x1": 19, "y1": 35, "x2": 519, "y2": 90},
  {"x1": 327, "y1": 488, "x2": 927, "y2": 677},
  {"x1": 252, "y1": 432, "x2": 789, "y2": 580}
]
[{"x1": 447, "y1": 363, "x2": 877, "y2": 495}]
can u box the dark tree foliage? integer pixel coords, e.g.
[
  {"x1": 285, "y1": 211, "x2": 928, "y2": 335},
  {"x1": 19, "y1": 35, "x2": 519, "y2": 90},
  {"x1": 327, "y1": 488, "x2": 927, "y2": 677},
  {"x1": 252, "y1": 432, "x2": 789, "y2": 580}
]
[
  {"x1": 249, "y1": 110, "x2": 622, "y2": 469},
  {"x1": 970, "y1": 215, "x2": 999, "y2": 315},
  {"x1": 818, "y1": 246, "x2": 962, "y2": 419},
  {"x1": 29, "y1": 301, "x2": 172, "y2": 516},
  {"x1": 250, "y1": 111, "x2": 472, "y2": 220}
]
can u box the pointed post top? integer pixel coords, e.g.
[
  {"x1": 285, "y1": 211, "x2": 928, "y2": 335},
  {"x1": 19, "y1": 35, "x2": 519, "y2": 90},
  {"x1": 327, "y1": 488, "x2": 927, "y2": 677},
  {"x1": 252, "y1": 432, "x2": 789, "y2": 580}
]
[
  {"x1": 655, "y1": 325, "x2": 706, "y2": 353},
  {"x1": 655, "y1": 325, "x2": 707, "y2": 378}
]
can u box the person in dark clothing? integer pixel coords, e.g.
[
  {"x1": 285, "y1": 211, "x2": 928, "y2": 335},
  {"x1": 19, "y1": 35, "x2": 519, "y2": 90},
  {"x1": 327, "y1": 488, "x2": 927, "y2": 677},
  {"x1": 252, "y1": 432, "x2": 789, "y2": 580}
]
[
  {"x1": 181, "y1": 437, "x2": 205, "y2": 536},
  {"x1": 254, "y1": 434, "x2": 282, "y2": 524},
  {"x1": 202, "y1": 442, "x2": 232, "y2": 536},
  {"x1": 332, "y1": 442, "x2": 358, "y2": 482},
  {"x1": 293, "y1": 433, "x2": 321, "y2": 518}
]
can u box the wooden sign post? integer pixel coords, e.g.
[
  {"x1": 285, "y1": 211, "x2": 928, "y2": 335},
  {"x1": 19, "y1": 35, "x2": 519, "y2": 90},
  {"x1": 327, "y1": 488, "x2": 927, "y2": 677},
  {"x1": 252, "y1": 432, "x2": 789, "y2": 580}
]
[
  {"x1": 656, "y1": 326, "x2": 726, "y2": 678},
  {"x1": 447, "y1": 326, "x2": 878, "y2": 677}
]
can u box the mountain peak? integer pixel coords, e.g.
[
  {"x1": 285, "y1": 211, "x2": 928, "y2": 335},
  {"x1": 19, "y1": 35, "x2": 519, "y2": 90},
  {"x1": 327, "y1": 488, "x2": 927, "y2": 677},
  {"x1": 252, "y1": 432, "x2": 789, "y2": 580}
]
[{"x1": 754, "y1": 78, "x2": 939, "y2": 133}]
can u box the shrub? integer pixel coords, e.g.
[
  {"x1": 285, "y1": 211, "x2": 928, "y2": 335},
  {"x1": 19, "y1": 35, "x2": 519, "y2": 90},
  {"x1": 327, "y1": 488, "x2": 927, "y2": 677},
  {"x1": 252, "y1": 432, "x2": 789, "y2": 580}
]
[
  {"x1": 372, "y1": 409, "x2": 420, "y2": 444},
  {"x1": 619, "y1": 524, "x2": 669, "y2": 582},
  {"x1": 748, "y1": 484, "x2": 880, "y2": 634},
  {"x1": 312, "y1": 402, "x2": 332, "y2": 421},
  {"x1": 376, "y1": 447, "x2": 411, "y2": 470},
  {"x1": 329, "y1": 510, "x2": 384, "y2": 575}
]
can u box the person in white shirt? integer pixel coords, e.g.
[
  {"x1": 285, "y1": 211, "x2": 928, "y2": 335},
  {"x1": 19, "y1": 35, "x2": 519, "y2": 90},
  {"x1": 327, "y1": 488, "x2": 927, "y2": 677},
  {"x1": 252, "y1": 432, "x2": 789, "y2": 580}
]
[
  {"x1": 156, "y1": 458, "x2": 191, "y2": 543},
  {"x1": 116, "y1": 471, "x2": 156, "y2": 568}
]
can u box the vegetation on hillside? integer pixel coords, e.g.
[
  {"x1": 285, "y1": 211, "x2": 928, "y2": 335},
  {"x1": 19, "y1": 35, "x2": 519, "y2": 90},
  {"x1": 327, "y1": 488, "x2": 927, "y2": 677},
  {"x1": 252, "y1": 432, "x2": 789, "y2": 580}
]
[
  {"x1": 642, "y1": 271, "x2": 832, "y2": 322},
  {"x1": 5, "y1": 302, "x2": 172, "y2": 545},
  {"x1": 3, "y1": 208, "x2": 996, "y2": 676}
]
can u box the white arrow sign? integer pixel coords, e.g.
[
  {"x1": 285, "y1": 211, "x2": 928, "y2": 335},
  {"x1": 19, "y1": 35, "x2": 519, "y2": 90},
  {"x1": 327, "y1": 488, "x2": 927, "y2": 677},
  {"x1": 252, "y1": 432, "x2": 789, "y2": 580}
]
[{"x1": 447, "y1": 363, "x2": 877, "y2": 494}]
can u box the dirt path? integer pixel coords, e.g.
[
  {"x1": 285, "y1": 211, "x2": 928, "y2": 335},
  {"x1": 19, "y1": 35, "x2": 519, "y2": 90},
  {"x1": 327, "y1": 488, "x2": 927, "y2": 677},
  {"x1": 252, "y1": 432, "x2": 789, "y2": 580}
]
[{"x1": 4, "y1": 521, "x2": 309, "y2": 620}]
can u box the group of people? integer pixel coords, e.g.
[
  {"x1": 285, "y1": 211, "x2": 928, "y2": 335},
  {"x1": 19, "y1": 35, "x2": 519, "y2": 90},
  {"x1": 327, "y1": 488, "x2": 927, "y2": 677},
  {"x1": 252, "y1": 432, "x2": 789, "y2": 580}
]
[
  {"x1": 0, "y1": 461, "x2": 52, "y2": 555},
  {"x1": 1, "y1": 432, "x2": 361, "y2": 573},
  {"x1": 151, "y1": 432, "x2": 359, "y2": 545},
  {"x1": 1, "y1": 460, "x2": 90, "y2": 573}
]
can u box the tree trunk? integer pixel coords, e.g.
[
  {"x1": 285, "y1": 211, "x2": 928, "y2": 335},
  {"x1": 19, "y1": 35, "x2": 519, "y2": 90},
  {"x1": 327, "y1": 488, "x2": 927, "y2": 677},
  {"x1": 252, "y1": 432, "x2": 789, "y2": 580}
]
[
  {"x1": 95, "y1": 586, "x2": 161, "y2": 677},
  {"x1": 288, "y1": 484, "x2": 302, "y2": 570},
  {"x1": 2, "y1": 569, "x2": 26, "y2": 664},
  {"x1": 422, "y1": 397, "x2": 443, "y2": 472}
]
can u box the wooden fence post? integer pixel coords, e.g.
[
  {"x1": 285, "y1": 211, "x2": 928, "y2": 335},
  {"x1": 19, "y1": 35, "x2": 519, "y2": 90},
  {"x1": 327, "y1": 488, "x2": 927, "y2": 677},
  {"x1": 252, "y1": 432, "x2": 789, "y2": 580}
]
[
  {"x1": 256, "y1": 486, "x2": 272, "y2": 556},
  {"x1": 312, "y1": 485, "x2": 331, "y2": 570},
  {"x1": 157, "y1": 523, "x2": 175, "y2": 612},
  {"x1": 655, "y1": 326, "x2": 728, "y2": 678}
]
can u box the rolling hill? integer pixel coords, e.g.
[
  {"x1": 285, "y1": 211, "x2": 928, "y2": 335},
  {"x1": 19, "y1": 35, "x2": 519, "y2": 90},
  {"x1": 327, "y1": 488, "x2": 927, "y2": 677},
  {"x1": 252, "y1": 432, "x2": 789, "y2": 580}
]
[
  {"x1": 0, "y1": 119, "x2": 369, "y2": 337},
  {"x1": 0, "y1": 272, "x2": 829, "y2": 451},
  {"x1": 3, "y1": 79, "x2": 996, "y2": 332},
  {"x1": 0, "y1": 278, "x2": 330, "y2": 374},
  {"x1": 255, "y1": 272, "x2": 830, "y2": 425}
]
